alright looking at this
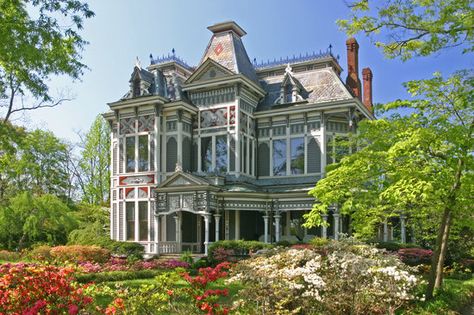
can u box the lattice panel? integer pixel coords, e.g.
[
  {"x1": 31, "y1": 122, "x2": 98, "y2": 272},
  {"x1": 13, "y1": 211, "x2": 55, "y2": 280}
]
[
  {"x1": 120, "y1": 117, "x2": 135, "y2": 134},
  {"x1": 138, "y1": 115, "x2": 154, "y2": 132}
]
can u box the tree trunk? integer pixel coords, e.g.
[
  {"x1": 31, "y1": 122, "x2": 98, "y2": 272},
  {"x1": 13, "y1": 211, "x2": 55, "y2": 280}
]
[{"x1": 426, "y1": 158, "x2": 464, "y2": 299}]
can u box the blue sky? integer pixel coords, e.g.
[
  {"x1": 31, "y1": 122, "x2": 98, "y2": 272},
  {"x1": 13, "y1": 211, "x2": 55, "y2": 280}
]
[{"x1": 22, "y1": 0, "x2": 473, "y2": 141}]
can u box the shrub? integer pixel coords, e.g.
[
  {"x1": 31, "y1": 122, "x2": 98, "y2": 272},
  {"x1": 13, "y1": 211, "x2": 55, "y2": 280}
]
[
  {"x1": 25, "y1": 244, "x2": 53, "y2": 262},
  {"x1": 50, "y1": 245, "x2": 110, "y2": 263},
  {"x1": 0, "y1": 263, "x2": 93, "y2": 314},
  {"x1": 310, "y1": 237, "x2": 331, "y2": 248},
  {"x1": 0, "y1": 250, "x2": 20, "y2": 261},
  {"x1": 398, "y1": 247, "x2": 433, "y2": 265},
  {"x1": 229, "y1": 238, "x2": 421, "y2": 314},
  {"x1": 375, "y1": 241, "x2": 420, "y2": 252},
  {"x1": 106, "y1": 241, "x2": 144, "y2": 260},
  {"x1": 208, "y1": 240, "x2": 272, "y2": 263}
]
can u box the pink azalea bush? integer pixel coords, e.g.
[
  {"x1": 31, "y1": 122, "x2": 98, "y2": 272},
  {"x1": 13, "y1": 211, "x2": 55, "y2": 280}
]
[
  {"x1": 77, "y1": 257, "x2": 190, "y2": 273},
  {"x1": 398, "y1": 248, "x2": 433, "y2": 265}
]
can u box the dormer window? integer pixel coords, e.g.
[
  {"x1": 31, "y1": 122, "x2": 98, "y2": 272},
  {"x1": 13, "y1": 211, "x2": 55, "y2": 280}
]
[{"x1": 132, "y1": 77, "x2": 141, "y2": 97}]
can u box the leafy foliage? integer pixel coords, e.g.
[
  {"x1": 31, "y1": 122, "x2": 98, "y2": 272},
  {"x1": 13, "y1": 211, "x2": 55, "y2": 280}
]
[
  {"x1": 0, "y1": 192, "x2": 77, "y2": 250},
  {"x1": 305, "y1": 71, "x2": 473, "y2": 297},
  {"x1": 338, "y1": 0, "x2": 474, "y2": 60},
  {"x1": 0, "y1": 0, "x2": 94, "y2": 121},
  {"x1": 77, "y1": 115, "x2": 111, "y2": 205}
]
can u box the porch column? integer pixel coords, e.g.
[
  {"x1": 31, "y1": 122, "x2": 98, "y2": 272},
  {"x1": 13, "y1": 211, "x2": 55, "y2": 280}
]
[
  {"x1": 285, "y1": 211, "x2": 291, "y2": 236},
  {"x1": 400, "y1": 214, "x2": 407, "y2": 244},
  {"x1": 274, "y1": 213, "x2": 281, "y2": 242},
  {"x1": 174, "y1": 214, "x2": 180, "y2": 252},
  {"x1": 235, "y1": 210, "x2": 240, "y2": 240},
  {"x1": 224, "y1": 210, "x2": 230, "y2": 240},
  {"x1": 383, "y1": 220, "x2": 389, "y2": 242},
  {"x1": 204, "y1": 214, "x2": 210, "y2": 256},
  {"x1": 263, "y1": 214, "x2": 269, "y2": 243},
  {"x1": 214, "y1": 214, "x2": 221, "y2": 242},
  {"x1": 321, "y1": 214, "x2": 328, "y2": 239},
  {"x1": 155, "y1": 215, "x2": 160, "y2": 255},
  {"x1": 333, "y1": 212, "x2": 340, "y2": 240}
]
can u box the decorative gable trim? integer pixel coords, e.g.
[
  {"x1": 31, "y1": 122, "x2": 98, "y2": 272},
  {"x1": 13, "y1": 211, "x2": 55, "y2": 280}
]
[
  {"x1": 185, "y1": 58, "x2": 234, "y2": 84},
  {"x1": 158, "y1": 171, "x2": 210, "y2": 188}
]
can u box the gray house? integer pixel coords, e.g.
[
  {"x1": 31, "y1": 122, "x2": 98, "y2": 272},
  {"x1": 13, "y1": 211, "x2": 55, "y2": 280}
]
[{"x1": 103, "y1": 21, "x2": 376, "y2": 255}]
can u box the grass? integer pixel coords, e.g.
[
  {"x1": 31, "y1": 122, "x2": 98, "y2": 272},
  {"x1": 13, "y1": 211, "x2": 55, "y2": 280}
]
[{"x1": 400, "y1": 277, "x2": 474, "y2": 314}]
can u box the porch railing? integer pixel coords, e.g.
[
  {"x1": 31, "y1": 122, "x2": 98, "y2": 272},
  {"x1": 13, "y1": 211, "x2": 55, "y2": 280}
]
[{"x1": 157, "y1": 242, "x2": 202, "y2": 254}]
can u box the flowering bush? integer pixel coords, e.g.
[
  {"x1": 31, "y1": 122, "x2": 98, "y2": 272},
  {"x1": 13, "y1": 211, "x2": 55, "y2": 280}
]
[
  {"x1": 183, "y1": 262, "x2": 231, "y2": 314},
  {"x1": 50, "y1": 245, "x2": 110, "y2": 263},
  {"x1": 0, "y1": 263, "x2": 93, "y2": 314},
  {"x1": 77, "y1": 257, "x2": 190, "y2": 273},
  {"x1": 229, "y1": 238, "x2": 421, "y2": 315},
  {"x1": 398, "y1": 247, "x2": 433, "y2": 265}
]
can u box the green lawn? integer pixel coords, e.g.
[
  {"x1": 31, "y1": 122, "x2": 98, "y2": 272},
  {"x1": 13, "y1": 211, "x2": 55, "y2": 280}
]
[{"x1": 400, "y1": 277, "x2": 474, "y2": 314}]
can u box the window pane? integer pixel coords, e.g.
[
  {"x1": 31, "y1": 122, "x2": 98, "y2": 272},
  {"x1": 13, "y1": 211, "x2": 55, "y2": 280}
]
[
  {"x1": 139, "y1": 201, "x2": 148, "y2": 241},
  {"x1": 201, "y1": 137, "x2": 212, "y2": 172},
  {"x1": 273, "y1": 139, "x2": 287, "y2": 176},
  {"x1": 215, "y1": 135, "x2": 227, "y2": 173},
  {"x1": 138, "y1": 135, "x2": 149, "y2": 172},
  {"x1": 126, "y1": 137, "x2": 135, "y2": 172},
  {"x1": 126, "y1": 202, "x2": 135, "y2": 241},
  {"x1": 290, "y1": 138, "x2": 305, "y2": 174}
]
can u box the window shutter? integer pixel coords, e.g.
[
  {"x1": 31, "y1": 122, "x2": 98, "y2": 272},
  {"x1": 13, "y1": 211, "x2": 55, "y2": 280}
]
[
  {"x1": 166, "y1": 137, "x2": 177, "y2": 172},
  {"x1": 307, "y1": 138, "x2": 321, "y2": 173},
  {"x1": 258, "y1": 142, "x2": 270, "y2": 176}
]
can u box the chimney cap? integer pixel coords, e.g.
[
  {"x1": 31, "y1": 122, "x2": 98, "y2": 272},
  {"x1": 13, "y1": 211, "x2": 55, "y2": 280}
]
[
  {"x1": 362, "y1": 67, "x2": 373, "y2": 78},
  {"x1": 346, "y1": 37, "x2": 359, "y2": 47},
  {"x1": 207, "y1": 21, "x2": 247, "y2": 37}
]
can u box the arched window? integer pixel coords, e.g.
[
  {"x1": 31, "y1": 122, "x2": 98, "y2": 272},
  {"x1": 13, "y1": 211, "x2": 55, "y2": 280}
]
[{"x1": 166, "y1": 137, "x2": 177, "y2": 172}]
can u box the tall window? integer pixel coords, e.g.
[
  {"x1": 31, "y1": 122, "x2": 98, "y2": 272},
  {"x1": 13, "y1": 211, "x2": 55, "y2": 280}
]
[
  {"x1": 273, "y1": 139, "x2": 286, "y2": 176},
  {"x1": 138, "y1": 135, "x2": 149, "y2": 172},
  {"x1": 133, "y1": 78, "x2": 141, "y2": 97},
  {"x1": 215, "y1": 135, "x2": 227, "y2": 173},
  {"x1": 126, "y1": 202, "x2": 135, "y2": 241},
  {"x1": 138, "y1": 201, "x2": 148, "y2": 241},
  {"x1": 201, "y1": 137, "x2": 212, "y2": 172},
  {"x1": 126, "y1": 137, "x2": 136, "y2": 173},
  {"x1": 290, "y1": 138, "x2": 304, "y2": 174}
]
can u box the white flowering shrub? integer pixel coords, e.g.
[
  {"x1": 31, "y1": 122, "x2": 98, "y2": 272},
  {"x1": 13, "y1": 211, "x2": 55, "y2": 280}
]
[{"x1": 229, "y1": 239, "x2": 422, "y2": 315}]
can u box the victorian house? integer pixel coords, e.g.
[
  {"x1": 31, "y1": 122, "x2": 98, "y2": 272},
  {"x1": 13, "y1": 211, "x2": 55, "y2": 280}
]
[{"x1": 103, "y1": 21, "x2": 376, "y2": 255}]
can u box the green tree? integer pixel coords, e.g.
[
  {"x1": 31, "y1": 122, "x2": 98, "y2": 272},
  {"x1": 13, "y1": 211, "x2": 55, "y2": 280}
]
[
  {"x1": 0, "y1": 0, "x2": 94, "y2": 121},
  {"x1": 338, "y1": 0, "x2": 474, "y2": 60},
  {"x1": 0, "y1": 192, "x2": 77, "y2": 250},
  {"x1": 305, "y1": 71, "x2": 474, "y2": 298},
  {"x1": 76, "y1": 115, "x2": 110, "y2": 205},
  {"x1": 0, "y1": 124, "x2": 73, "y2": 202}
]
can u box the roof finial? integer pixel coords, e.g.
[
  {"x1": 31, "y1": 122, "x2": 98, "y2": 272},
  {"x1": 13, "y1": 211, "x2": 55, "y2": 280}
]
[
  {"x1": 285, "y1": 63, "x2": 293, "y2": 75},
  {"x1": 172, "y1": 48, "x2": 175, "y2": 56},
  {"x1": 149, "y1": 53, "x2": 153, "y2": 64},
  {"x1": 328, "y1": 44, "x2": 333, "y2": 54},
  {"x1": 135, "y1": 56, "x2": 141, "y2": 69}
]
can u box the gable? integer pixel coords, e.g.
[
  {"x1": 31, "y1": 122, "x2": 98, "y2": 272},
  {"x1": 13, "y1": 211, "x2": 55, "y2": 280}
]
[
  {"x1": 185, "y1": 58, "x2": 234, "y2": 84},
  {"x1": 158, "y1": 172, "x2": 210, "y2": 188}
]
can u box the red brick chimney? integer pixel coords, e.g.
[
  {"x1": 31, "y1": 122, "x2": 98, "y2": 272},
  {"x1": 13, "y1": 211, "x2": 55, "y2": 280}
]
[
  {"x1": 346, "y1": 38, "x2": 361, "y2": 99},
  {"x1": 362, "y1": 67, "x2": 373, "y2": 112}
]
